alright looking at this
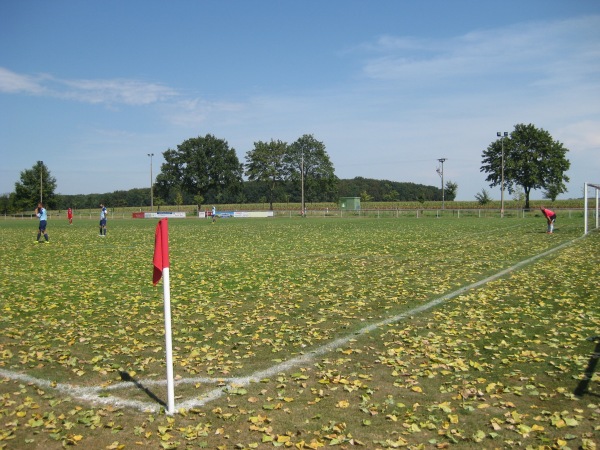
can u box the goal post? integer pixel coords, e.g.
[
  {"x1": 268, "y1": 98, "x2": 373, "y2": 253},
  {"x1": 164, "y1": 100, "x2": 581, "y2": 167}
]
[{"x1": 584, "y1": 182, "x2": 600, "y2": 235}]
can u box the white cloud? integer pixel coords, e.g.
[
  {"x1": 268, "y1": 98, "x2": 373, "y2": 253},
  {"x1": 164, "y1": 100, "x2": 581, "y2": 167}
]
[
  {"x1": 0, "y1": 67, "x2": 46, "y2": 94},
  {"x1": 0, "y1": 66, "x2": 178, "y2": 106},
  {"x1": 360, "y1": 15, "x2": 600, "y2": 87},
  {"x1": 59, "y1": 78, "x2": 178, "y2": 105},
  {"x1": 166, "y1": 98, "x2": 246, "y2": 128},
  {"x1": 557, "y1": 120, "x2": 600, "y2": 158}
]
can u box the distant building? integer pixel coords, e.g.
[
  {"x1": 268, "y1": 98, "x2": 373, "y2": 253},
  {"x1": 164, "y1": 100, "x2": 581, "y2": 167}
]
[{"x1": 339, "y1": 197, "x2": 360, "y2": 211}]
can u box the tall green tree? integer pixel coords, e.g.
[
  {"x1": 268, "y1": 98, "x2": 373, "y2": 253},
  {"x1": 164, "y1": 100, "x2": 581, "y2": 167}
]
[
  {"x1": 284, "y1": 134, "x2": 337, "y2": 204},
  {"x1": 14, "y1": 161, "x2": 57, "y2": 211},
  {"x1": 155, "y1": 134, "x2": 243, "y2": 204},
  {"x1": 481, "y1": 123, "x2": 570, "y2": 209},
  {"x1": 444, "y1": 181, "x2": 458, "y2": 201},
  {"x1": 245, "y1": 139, "x2": 288, "y2": 210}
]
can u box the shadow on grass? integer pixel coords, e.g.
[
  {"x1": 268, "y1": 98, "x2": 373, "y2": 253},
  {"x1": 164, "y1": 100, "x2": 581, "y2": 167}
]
[
  {"x1": 119, "y1": 371, "x2": 167, "y2": 408},
  {"x1": 574, "y1": 336, "x2": 600, "y2": 398}
]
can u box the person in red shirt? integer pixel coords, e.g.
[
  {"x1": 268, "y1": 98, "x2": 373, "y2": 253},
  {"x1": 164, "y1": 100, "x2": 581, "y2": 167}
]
[
  {"x1": 67, "y1": 207, "x2": 73, "y2": 225},
  {"x1": 540, "y1": 207, "x2": 556, "y2": 234}
]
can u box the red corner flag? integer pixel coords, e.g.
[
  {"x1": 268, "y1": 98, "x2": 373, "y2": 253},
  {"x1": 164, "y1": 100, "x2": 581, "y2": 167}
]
[
  {"x1": 153, "y1": 218, "x2": 170, "y2": 285},
  {"x1": 152, "y1": 218, "x2": 176, "y2": 414}
]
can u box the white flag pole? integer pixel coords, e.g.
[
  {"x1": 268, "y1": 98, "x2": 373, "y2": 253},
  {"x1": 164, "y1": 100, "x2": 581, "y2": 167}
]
[{"x1": 162, "y1": 266, "x2": 175, "y2": 414}]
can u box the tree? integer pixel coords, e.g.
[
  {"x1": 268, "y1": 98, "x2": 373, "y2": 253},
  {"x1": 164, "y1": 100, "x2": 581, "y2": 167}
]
[
  {"x1": 444, "y1": 181, "x2": 458, "y2": 201},
  {"x1": 174, "y1": 191, "x2": 184, "y2": 208},
  {"x1": 543, "y1": 183, "x2": 561, "y2": 202},
  {"x1": 245, "y1": 140, "x2": 288, "y2": 210},
  {"x1": 193, "y1": 194, "x2": 205, "y2": 207},
  {"x1": 0, "y1": 193, "x2": 15, "y2": 214},
  {"x1": 512, "y1": 186, "x2": 525, "y2": 202},
  {"x1": 285, "y1": 134, "x2": 337, "y2": 204},
  {"x1": 155, "y1": 134, "x2": 243, "y2": 204},
  {"x1": 383, "y1": 190, "x2": 399, "y2": 201},
  {"x1": 125, "y1": 188, "x2": 150, "y2": 207},
  {"x1": 481, "y1": 124, "x2": 570, "y2": 209},
  {"x1": 241, "y1": 180, "x2": 269, "y2": 203},
  {"x1": 14, "y1": 161, "x2": 57, "y2": 211},
  {"x1": 475, "y1": 189, "x2": 492, "y2": 205},
  {"x1": 360, "y1": 190, "x2": 373, "y2": 203}
]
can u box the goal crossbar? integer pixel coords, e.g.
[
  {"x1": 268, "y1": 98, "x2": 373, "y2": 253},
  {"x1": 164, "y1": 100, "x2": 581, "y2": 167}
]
[{"x1": 584, "y1": 182, "x2": 600, "y2": 235}]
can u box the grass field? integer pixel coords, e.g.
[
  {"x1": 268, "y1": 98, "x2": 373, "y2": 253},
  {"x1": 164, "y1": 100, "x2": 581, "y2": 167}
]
[{"x1": 0, "y1": 215, "x2": 598, "y2": 449}]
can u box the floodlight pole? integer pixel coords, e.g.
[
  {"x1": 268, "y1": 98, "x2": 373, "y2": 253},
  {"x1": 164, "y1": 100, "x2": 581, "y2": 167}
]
[
  {"x1": 38, "y1": 160, "x2": 43, "y2": 204},
  {"x1": 148, "y1": 153, "x2": 154, "y2": 212},
  {"x1": 301, "y1": 151, "x2": 305, "y2": 217},
  {"x1": 497, "y1": 132, "x2": 508, "y2": 217},
  {"x1": 584, "y1": 182, "x2": 588, "y2": 235},
  {"x1": 437, "y1": 158, "x2": 447, "y2": 209}
]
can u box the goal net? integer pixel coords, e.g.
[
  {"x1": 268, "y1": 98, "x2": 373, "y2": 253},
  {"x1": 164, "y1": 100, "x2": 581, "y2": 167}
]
[{"x1": 584, "y1": 182, "x2": 600, "y2": 234}]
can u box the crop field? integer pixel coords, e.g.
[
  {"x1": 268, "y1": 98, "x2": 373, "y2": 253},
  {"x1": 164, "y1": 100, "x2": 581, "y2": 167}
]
[{"x1": 0, "y1": 215, "x2": 598, "y2": 449}]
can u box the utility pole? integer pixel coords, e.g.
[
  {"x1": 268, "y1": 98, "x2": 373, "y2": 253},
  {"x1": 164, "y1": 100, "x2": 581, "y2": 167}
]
[
  {"x1": 38, "y1": 160, "x2": 43, "y2": 204},
  {"x1": 496, "y1": 132, "x2": 508, "y2": 217},
  {"x1": 301, "y1": 151, "x2": 305, "y2": 217},
  {"x1": 437, "y1": 158, "x2": 447, "y2": 209}
]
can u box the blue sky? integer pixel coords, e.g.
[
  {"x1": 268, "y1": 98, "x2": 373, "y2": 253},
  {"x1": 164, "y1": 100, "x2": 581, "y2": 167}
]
[{"x1": 1, "y1": 1, "x2": 599, "y2": 201}]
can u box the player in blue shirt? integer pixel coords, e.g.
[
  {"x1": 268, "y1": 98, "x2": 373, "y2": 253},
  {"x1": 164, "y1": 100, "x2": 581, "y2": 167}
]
[
  {"x1": 35, "y1": 202, "x2": 49, "y2": 244},
  {"x1": 99, "y1": 203, "x2": 108, "y2": 236}
]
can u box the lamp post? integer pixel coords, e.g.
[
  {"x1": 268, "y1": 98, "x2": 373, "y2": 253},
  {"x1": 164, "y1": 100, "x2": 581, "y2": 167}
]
[
  {"x1": 497, "y1": 132, "x2": 508, "y2": 217},
  {"x1": 301, "y1": 151, "x2": 305, "y2": 217},
  {"x1": 147, "y1": 153, "x2": 154, "y2": 212},
  {"x1": 437, "y1": 158, "x2": 447, "y2": 209},
  {"x1": 38, "y1": 160, "x2": 43, "y2": 204}
]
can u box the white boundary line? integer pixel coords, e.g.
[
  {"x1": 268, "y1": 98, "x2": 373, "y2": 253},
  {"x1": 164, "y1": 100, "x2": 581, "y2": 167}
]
[
  {"x1": 0, "y1": 236, "x2": 583, "y2": 413},
  {"x1": 0, "y1": 368, "x2": 158, "y2": 412}
]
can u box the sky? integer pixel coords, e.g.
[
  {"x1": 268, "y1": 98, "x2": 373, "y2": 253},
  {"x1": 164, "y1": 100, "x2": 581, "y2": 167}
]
[{"x1": 1, "y1": 0, "x2": 599, "y2": 201}]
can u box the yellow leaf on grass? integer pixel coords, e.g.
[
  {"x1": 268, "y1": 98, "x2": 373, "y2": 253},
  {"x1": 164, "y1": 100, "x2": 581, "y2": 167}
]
[
  {"x1": 438, "y1": 402, "x2": 452, "y2": 413},
  {"x1": 106, "y1": 442, "x2": 125, "y2": 450}
]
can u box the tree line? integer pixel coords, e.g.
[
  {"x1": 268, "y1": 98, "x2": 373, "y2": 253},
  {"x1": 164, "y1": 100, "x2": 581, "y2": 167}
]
[
  {"x1": 3, "y1": 123, "x2": 570, "y2": 213},
  {"x1": 0, "y1": 177, "x2": 447, "y2": 214},
  {"x1": 2, "y1": 133, "x2": 447, "y2": 214}
]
